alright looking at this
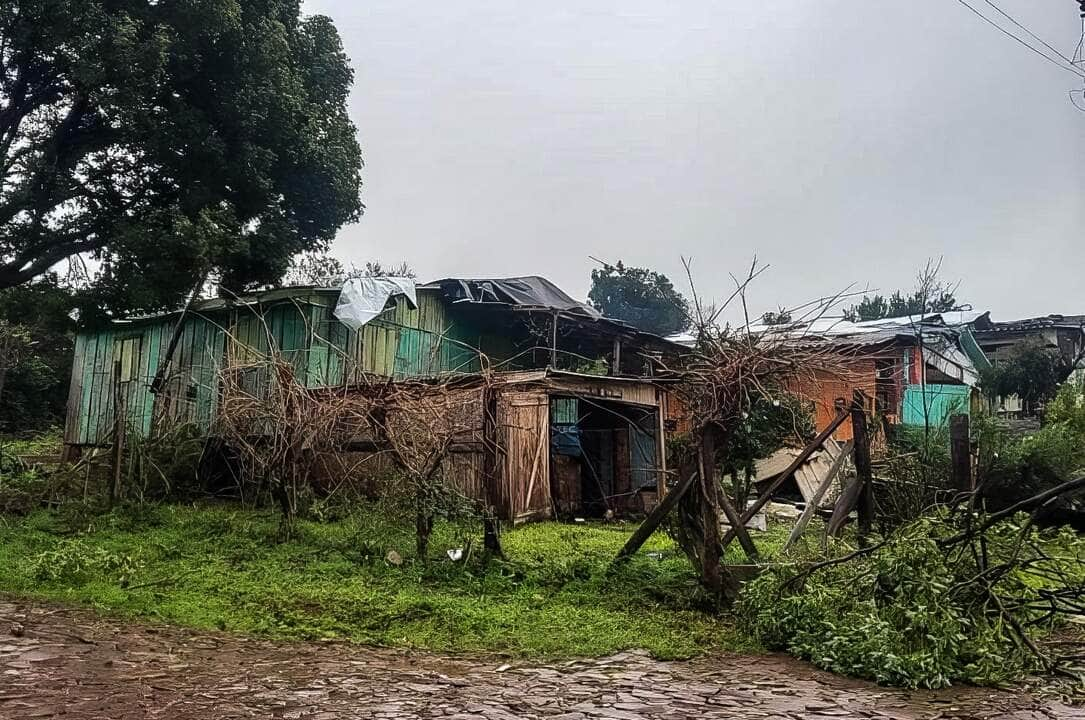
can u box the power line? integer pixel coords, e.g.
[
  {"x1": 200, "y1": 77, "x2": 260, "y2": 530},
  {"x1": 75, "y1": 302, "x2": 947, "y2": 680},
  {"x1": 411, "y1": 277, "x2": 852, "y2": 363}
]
[
  {"x1": 980, "y1": 0, "x2": 1079, "y2": 68},
  {"x1": 952, "y1": 0, "x2": 1085, "y2": 78}
]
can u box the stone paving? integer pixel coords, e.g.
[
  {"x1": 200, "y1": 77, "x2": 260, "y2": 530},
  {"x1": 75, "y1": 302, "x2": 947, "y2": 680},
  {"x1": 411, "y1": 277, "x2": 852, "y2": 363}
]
[{"x1": 0, "y1": 600, "x2": 1081, "y2": 719}]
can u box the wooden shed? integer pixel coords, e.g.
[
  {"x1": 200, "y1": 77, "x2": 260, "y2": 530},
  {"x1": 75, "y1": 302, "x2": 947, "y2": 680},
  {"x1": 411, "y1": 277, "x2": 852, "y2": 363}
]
[
  {"x1": 486, "y1": 370, "x2": 671, "y2": 522},
  {"x1": 318, "y1": 369, "x2": 674, "y2": 524}
]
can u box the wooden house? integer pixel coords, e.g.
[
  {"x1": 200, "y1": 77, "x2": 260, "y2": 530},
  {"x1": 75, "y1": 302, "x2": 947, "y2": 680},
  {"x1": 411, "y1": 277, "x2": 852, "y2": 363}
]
[{"x1": 62, "y1": 277, "x2": 682, "y2": 522}]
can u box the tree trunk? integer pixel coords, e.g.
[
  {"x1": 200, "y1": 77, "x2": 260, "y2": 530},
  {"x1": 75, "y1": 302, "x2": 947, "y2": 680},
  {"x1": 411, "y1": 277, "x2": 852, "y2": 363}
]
[
  {"x1": 415, "y1": 510, "x2": 434, "y2": 562},
  {"x1": 483, "y1": 517, "x2": 503, "y2": 558}
]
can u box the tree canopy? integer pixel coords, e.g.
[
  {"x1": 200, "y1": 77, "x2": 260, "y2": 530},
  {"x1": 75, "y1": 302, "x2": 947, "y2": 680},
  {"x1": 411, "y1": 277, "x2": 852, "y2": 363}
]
[
  {"x1": 587, "y1": 261, "x2": 690, "y2": 336},
  {"x1": 843, "y1": 261, "x2": 961, "y2": 323},
  {"x1": 0, "y1": 274, "x2": 75, "y2": 431},
  {"x1": 981, "y1": 342, "x2": 1076, "y2": 415},
  {"x1": 0, "y1": 0, "x2": 362, "y2": 315},
  {"x1": 843, "y1": 290, "x2": 958, "y2": 323}
]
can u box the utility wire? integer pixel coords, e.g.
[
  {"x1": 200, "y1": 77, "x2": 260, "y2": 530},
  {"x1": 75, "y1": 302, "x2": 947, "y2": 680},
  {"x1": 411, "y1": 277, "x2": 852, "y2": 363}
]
[
  {"x1": 952, "y1": 0, "x2": 1085, "y2": 78},
  {"x1": 980, "y1": 0, "x2": 1080, "y2": 68}
]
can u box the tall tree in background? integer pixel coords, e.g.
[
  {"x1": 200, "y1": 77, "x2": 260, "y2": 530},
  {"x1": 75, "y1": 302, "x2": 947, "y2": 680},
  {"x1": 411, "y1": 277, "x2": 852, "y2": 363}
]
[
  {"x1": 843, "y1": 260, "x2": 961, "y2": 322},
  {"x1": 588, "y1": 261, "x2": 690, "y2": 336},
  {"x1": 0, "y1": 0, "x2": 362, "y2": 316}
]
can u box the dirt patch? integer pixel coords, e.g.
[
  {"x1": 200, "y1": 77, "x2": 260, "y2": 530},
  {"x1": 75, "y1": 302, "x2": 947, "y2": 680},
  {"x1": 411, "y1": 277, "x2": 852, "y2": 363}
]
[{"x1": 0, "y1": 600, "x2": 1080, "y2": 719}]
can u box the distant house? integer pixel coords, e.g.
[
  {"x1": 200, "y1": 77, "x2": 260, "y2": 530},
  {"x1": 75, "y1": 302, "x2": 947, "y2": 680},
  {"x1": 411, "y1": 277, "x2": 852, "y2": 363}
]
[
  {"x1": 970, "y1": 313, "x2": 1085, "y2": 416},
  {"x1": 971, "y1": 313, "x2": 1085, "y2": 367},
  {"x1": 62, "y1": 276, "x2": 683, "y2": 521},
  {"x1": 747, "y1": 313, "x2": 991, "y2": 441}
]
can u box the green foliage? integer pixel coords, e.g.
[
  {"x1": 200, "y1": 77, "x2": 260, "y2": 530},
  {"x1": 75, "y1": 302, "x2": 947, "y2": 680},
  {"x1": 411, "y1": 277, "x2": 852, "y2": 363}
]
[
  {"x1": 0, "y1": 462, "x2": 46, "y2": 515},
  {"x1": 588, "y1": 261, "x2": 690, "y2": 336},
  {"x1": 981, "y1": 342, "x2": 1070, "y2": 414},
  {"x1": 844, "y1": 289, "x2": 958, "y2": 322},
  {"x1": 739, "y1": 515, "x2": 1085, "y2": 688},
  {"x1": 971, "y1": 389, "x2": 1085, "y2": 511},
  {"x1": 878, "y1": 425, "x2": 952, "y2": 528},
  {"x1": 0, "y1": 275, "x2": 76, "y2": 432},
  {"x1": 29, "y1": 540, "x2": 141, "y2": 585},
  {"x1": 0, "y1": 1, "x2": 362, "y2": 314},
  {"x1": 1046, "y1": 381, "x2": 1085, "y2": 434},
  {"x1": 760, "y1": 309, "x2": 792, "y2": 325},
  {"x1": 0, "y1": 504, "x2": 743, "y2": 658},
  {"x1": 843, "y1": 261, "x2": 960, "y2": 323},
  {"x1": 720, "y1": 392, "x2": 813, "y2": 478}
]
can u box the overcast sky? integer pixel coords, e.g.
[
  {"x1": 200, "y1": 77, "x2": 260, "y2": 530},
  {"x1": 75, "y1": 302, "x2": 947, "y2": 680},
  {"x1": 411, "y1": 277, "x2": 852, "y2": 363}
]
[{"x1": 303, "y1": 0, "x2": 1083, "y2": 323}]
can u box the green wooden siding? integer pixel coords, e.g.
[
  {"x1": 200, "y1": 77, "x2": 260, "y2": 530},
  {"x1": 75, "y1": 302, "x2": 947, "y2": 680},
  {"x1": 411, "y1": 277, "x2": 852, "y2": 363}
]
[
  {"x1": 902, "y1": 383, "x2": 971, "y2": 427},
  {"x1": 65, "y1": 289, "x2": 519, "y2": 445}
]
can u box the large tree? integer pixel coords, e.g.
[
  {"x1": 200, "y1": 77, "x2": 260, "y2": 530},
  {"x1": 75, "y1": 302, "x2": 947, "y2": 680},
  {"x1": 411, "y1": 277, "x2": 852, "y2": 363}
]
[
  {"x1": 588, "y1": 261, "x2": 690, "y2": 336},
  {"x1": 0, "y1": 0, "x2": 362, "y2": 314}
]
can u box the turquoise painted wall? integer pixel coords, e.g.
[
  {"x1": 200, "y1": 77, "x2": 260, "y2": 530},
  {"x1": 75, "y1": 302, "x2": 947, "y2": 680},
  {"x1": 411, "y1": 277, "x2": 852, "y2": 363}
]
[{"x1": 902, "y1": 383, "x2": 971, "y2": 427}]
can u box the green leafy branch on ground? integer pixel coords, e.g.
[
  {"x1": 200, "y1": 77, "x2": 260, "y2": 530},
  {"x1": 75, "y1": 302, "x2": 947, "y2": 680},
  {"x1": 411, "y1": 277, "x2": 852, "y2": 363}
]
[{"x1": 739, "y1": 512, "x2": 1085, "y2": 689}]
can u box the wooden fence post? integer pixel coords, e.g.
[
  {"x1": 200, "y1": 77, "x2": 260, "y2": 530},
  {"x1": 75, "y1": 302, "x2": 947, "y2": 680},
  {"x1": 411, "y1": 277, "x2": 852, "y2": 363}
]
[
  {"x1": 852, "y1": 390, "x2": 874, "y2": 545},
  {"x1": 950, "y1": 414, "x2": 972, "y2": 492},
  {"x1": 697, "y1": 427, "x2": 723, "y2": 595},
  {"x1": 702, "y1": 426, "x2": 759, "y2": 564}
]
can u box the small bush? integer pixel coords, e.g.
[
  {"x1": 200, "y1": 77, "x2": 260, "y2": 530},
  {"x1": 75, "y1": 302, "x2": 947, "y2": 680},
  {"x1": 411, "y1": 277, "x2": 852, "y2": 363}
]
[{"x1": 28, "y1": 540, "x2": 142, "y2": 585}]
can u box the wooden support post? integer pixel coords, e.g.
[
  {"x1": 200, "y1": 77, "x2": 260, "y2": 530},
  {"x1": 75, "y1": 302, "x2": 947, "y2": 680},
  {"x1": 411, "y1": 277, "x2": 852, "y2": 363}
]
[
  {"x1": 109, "y1": 361, "x2": 127, "y2": 508},
  {"x1": 615, "y1": 467, "x2": 696, "y2": 561},
  {"x1": 656, "y1": 390, "x2": 668, "y2": 500},
  {"x1": 703, "y1": 426, "x2": 759, "y2": 563},
  {"x1": 611, "y1": 337, "x2": 622, "y2": 376},
  {"x1": 950, "y1": 414, "x2": 972, "y2": 492},
  {"x1": 781, "y1": 440, "x2": 853, "y2": 552},
  {"x1": 150, "y1": 273, "x2": 206, "y2": 394},
  {"x1": 852, "y1": 390, "x2": 874, "y2": 545},
  {"x1": 720, "y1": 407, "x2": 849, "y2": 550},
  {"x1": 550, "y1": 311, "x2": 559, "y2": 369},
  {"x1": 697, "y1": 428, "x2": 723, "y2": 594},
  {"x1": 481, "y1": 386, "x2": 504, "y2": 558}
]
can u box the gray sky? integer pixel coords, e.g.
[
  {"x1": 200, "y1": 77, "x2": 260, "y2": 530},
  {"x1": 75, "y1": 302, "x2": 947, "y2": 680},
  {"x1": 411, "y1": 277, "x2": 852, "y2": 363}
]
[{"x1": 303, "y1": 0, "x2": 1084, "y2": 323}]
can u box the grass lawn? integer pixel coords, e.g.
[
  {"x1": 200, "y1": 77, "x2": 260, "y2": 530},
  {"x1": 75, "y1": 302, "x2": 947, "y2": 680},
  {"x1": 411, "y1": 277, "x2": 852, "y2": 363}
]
[{"x1": 0, "y1": 504, "x2": 791, "y2": 659}]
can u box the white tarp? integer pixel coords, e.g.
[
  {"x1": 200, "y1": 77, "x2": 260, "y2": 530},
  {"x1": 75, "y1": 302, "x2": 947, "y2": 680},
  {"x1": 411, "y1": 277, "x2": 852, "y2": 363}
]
[{"x1": 333, "y1": 277, "x2": 417, "y2": 331}]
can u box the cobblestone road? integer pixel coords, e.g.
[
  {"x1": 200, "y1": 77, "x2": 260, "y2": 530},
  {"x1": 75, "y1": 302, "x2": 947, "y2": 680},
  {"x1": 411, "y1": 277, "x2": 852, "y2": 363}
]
[{"x1": 0, "y1": 601, "x2": 1081, "y2": 719}]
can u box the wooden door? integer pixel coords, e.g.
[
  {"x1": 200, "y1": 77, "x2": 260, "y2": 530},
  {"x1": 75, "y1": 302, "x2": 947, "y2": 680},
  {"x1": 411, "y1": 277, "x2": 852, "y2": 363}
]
[{"x1": 500, "y1": 391, "x2": 551, "y2": 522}]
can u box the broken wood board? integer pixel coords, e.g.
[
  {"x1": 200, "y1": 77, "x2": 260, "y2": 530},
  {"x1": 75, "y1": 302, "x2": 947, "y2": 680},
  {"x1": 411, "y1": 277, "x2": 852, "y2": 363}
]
[
  {"x1": 753, "y1": 439, "x2": 849, "y2": 510},
  {"x1": 721, "y1": 511, "x2": 767, "y2": 532}
]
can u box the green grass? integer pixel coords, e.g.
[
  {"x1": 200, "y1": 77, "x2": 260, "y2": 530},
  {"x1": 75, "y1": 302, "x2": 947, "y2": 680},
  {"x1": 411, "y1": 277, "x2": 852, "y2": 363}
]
[
  {"x1": 0, "y1": 504, "x2": 787, "y2": 659},
  {"x1": 0, "y1": 427, "x2": 63, "y2": 457}
]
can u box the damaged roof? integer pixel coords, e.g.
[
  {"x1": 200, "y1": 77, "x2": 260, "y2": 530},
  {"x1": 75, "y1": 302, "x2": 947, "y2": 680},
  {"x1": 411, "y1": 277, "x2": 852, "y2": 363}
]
[{"x1": 972, "y1": 313, "x2": 1085, "y2": 335}]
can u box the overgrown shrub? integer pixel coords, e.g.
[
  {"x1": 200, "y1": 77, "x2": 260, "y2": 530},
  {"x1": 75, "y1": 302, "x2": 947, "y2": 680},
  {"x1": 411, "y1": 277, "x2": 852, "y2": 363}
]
[
  {"x1": 972, "y1": 385, "x2": 1085, "y2": 514},
  {"x1": 738, "y1": 513, "x2": 1085, "y2": 688},
  {"x1": 125, "y1": 424, "x2": 207, "y2": 501},
  {"x1": 28, "y1": 540, "x2": 142, "y2": 585},
  {"x1": 877, "y1": 426, "x2": 952, "y2": 529}
]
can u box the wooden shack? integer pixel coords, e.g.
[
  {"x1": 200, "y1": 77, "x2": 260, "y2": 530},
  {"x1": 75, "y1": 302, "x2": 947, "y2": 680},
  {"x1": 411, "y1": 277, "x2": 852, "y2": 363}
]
[{"x1": 61, "y1": 277, "x2": 683, "y2": 522}]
